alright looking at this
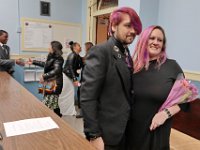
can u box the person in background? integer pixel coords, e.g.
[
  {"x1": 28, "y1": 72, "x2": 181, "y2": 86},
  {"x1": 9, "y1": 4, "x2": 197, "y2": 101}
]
[
  {"x1": 80, "y1": 7, "x2": 142, "y2": 150},
  {"x1": 60, "y1": 41, "x2": 83, "y2": 116},
  {"x1": 27, "y1": 41, "x2": 64, "y2": 117},
  {"x1": 76, "y1": 41, "x2": 94, "y2": 118},
  {"x1": 82, "y1": 42, "x2": 94, "y2": 63},
  {"x1": 127, "y1": 25, "x2": 188, "y2": 150},
  {"x1": 0, "y1": 30, "x2": 24, "y2": 75}
]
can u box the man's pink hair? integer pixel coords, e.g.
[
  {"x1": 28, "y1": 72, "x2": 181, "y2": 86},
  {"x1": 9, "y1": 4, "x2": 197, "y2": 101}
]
[{"x1": 108, "y1": 7, "x2": 142, "y2": 35}]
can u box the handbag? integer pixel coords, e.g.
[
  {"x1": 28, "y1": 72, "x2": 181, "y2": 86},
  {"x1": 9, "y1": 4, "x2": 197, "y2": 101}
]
[{"x1": 38, "y1": 80, "x2": 57, "y2": 95}]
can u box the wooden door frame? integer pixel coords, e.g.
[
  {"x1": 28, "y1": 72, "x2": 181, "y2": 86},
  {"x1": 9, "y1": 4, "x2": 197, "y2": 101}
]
[{"x1": 87, "y1": 0, "x2": 117, "y2": 44}]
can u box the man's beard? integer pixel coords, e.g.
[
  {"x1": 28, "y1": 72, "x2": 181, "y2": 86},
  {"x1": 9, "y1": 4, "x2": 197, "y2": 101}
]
[{"x1": 122, "y1": 37, "x2": 134, "y2": 45}]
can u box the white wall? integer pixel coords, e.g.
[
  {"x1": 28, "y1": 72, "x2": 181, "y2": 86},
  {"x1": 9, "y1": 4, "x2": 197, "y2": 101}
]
[
  {"x1": 122, "y1": 0, "x2": 200, "y2": 72},
  {"x1": 119, "y1": 0, "x2": 140, "y2": 14},
  {"x1": 158, "y1": 0, "x2": 200, "y2": 71},
  {"x1": 0, "y1": 0, "x2": 20, "y2": 54},
  {"x1": 140, "y1": 0, "x2": 159, "y2": 29},
  {"x1": 0, "y1": 0, "x2": 84, "y2": 55}
]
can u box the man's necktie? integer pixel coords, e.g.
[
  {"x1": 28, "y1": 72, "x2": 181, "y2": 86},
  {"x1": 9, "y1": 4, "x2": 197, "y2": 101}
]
[{"x1": 125, "y1": 48, "x2": 133, "y2": 70}]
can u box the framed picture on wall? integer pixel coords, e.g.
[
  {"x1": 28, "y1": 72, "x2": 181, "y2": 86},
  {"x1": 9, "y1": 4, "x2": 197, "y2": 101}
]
[{"x1": 40, "y1": 1, "x2": 50, "y2": 16}]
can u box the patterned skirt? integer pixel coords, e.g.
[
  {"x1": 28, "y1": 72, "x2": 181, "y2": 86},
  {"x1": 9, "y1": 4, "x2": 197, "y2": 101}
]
[{"x1": 43, "y1": 94, "x2": 59, "y2": 110}]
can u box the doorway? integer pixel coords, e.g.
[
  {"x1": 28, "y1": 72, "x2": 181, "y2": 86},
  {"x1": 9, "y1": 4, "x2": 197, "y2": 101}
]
[
  {"x1": 87, "y1": 0, "x2": 118, "y2": 44},
  {"x1": 96, "y1": 14, "x2": 110, "y2": 44}
]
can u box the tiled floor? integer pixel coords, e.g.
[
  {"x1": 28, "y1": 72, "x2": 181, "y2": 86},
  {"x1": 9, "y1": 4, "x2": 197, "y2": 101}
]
[{"x1": 62, "y1": 115, "x2": 84, "y2": 137}]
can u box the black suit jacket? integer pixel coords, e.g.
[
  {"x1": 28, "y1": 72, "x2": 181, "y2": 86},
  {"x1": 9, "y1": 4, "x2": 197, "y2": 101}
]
[
  {"x1": 0, "y1": 45, "x2": 15, "y2": 74},
  {"x1": 80, "y1": 37, "x2": 133, "y2": 145}
]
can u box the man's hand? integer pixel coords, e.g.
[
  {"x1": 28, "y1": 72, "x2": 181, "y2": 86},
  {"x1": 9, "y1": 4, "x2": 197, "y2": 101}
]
[
  {"x1": 90, "y1": 137, "x2": 104, "y2": 150},
  {"x1": 16, "y1": 59, "x2": 25, "y2": 66}
]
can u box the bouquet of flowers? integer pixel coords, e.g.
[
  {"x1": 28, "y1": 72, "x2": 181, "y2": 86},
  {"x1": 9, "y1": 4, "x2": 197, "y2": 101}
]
[{"x1": 158, "y1": 73, "x2": 199, "y2": 112}]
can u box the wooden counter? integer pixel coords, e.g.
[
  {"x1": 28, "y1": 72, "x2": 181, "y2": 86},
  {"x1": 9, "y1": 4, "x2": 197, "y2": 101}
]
[{"x1": 0, "y1": 72, "x2": 95, "y2": 150}]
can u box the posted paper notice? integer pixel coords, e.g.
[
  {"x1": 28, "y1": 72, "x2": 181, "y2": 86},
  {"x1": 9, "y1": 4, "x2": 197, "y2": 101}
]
[{"x1": 3, "y1": 117, "x2": 59, "y2": 137}]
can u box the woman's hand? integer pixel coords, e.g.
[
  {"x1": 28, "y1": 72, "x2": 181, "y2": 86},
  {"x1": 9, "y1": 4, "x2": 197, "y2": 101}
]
[
  {"x1": 26, "y1": 58, "x2": 33, "y2": 65},
  {"x1": 90, "y1": 137, "x2": 104, "y2": 150},
  {"x1": 73, "y1": 81, "x2": 80, "y2": 87},
  {"x1": 150, "y1": 111, "x2": 168, "y2": 131},
  {"x1": 150, "y1": 105, "x2": 181, "y2": 131}
]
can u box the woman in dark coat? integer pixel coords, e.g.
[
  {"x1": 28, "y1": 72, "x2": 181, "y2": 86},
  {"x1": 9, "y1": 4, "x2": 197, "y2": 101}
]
[
  {"x1": 28, "y1": 41, "x2": 64, "y2": 117},
  {"x1": 63, "y1": 41, "x2": 83, "y2": 84}
]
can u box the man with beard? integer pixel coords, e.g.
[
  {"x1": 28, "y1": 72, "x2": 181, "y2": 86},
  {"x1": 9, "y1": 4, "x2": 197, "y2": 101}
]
[{"x1": 80, "y1": 7, "x2": 142, "y2": 150}]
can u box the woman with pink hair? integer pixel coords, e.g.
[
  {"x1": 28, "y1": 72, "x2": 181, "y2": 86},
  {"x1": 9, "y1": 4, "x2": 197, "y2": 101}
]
[{"x1": 127, "y1": 25, "x2": 188, "y2": 149}]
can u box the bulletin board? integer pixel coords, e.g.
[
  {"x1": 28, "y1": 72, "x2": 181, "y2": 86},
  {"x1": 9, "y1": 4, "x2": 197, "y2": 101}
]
[{"x1": 21, "y1": 18, "x2": 82, "y2": 52}]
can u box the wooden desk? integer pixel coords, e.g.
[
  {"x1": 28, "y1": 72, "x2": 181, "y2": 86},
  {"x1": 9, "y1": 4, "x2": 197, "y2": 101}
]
[
  {"x1": 0, "y1": 72, "x2": 95, "y2": 150},
  {"x1": 172, "y1": 100, "x2": 200, "y2": 140}
]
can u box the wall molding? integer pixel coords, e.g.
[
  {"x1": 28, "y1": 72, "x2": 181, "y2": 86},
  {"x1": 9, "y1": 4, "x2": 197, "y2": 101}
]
[
  {"x1": 11, "y1": 54, "x2": 40, "y2": 59},
  {"x1": 184, "y1": 70, "x2": 200, "y2": 81},
  {"x1": 11, "y1": 54, "x2": 68, "y2": 60}
]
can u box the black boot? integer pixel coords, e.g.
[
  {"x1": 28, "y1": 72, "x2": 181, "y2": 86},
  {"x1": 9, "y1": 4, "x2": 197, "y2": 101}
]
[
  {"x1": 54, "y1": 108, "x2": 62, "y2": 117},
  {"x1": 76, "y1": 109, "x2": 83, "y2": 118}
]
